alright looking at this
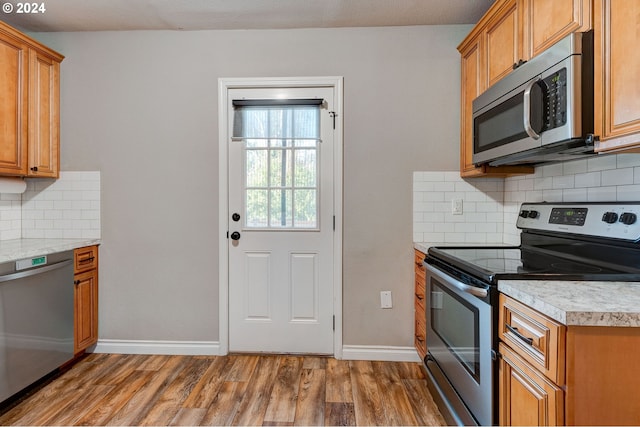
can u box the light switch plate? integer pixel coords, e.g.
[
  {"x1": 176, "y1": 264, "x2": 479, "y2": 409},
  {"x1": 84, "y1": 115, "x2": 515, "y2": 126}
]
[
  {"x1": 452, "y1": 198, "x2": 463, "y2": 215},
  {"x1": 380, "y1": 291, "x2": 392, "y2": 308}
]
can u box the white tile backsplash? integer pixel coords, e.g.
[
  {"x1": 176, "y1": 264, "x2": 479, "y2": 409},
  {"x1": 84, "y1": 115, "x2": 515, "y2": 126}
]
[
  {"x1": 413, "y1": 171, "x2": 504, "y2": 244},
  {"x1": 415, "y1": 153, "x2": 640, "y2": 247},
  {"x1": 0, "y1": 171, "x2": 101, "y2": 241}
]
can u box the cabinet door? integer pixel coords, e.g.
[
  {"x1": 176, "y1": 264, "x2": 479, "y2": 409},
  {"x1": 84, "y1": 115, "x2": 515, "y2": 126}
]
[
  {"x1": 459, "y1": 34, "x2": 486, "y2": 177},
  {"x1": 594, "y1": 0, "x2": 640, "y2": 152},
  {"x1": 414, "y1": 250, "x2": 427, "y2": 359},
  {"x1": 0, "y1": 32, "x2": 28, "y2": 175},
  {"x1": 527, "y1": 0, "x2": 591, "y2": 58},
  {"x1": 485, "y1": 0, "x2": 525, "y2": 88},
  {"x1": 499, "y1": 343, "x2": 563, "y2": 426},
  {"x1": 74, "y1": 269, "x2": 99, "y2": 354},
  {"x1": 28, "y1": 49, "x2": 60, "y2": 178}
]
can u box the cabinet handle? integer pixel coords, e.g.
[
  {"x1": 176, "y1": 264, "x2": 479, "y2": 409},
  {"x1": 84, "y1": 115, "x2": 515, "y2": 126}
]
[
  {"x1": 415, "y1": 335, "x2": 425, "y2": 343},
  {"x1": 74, "y1": 280, "x2": 81, "y2": 285},
  {"x1": 415, "y1": 293, "x2": 424, "y2": 300},
  {"x1": 79, "y1": 257, "x2": 95, "y2": 264},
  {"x1": 506, "y1": 324, "x2": 534, "y2": 346}
]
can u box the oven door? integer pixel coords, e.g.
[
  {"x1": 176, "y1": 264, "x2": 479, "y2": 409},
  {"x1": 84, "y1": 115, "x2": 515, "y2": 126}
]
[{"x1": 426, "y1": 264, "x2": 493, "y2": 426}]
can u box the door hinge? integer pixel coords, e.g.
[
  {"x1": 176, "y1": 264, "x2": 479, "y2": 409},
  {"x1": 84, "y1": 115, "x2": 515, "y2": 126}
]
[
  {"x1": 333, "y1": 315, "x2": 335, "y2": 331},
  {"x1": 329, "y1": 111, "x2": 337, "y2": 129}
]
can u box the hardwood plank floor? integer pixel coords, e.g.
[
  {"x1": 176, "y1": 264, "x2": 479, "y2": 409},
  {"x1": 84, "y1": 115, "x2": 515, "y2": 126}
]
[{"x1": 0, "y1": 353, "x2": 445, "y2": 426}]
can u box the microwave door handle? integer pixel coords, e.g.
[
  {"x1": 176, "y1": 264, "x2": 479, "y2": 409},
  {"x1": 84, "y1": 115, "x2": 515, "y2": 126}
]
[{"x1": 523, "y1": 79, "x2": 541, "y2": 140}]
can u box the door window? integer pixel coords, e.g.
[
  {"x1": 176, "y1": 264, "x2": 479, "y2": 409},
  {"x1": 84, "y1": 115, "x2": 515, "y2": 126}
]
[{"x1": 234, "y1": 103, "x2": 320, "y2": 229}]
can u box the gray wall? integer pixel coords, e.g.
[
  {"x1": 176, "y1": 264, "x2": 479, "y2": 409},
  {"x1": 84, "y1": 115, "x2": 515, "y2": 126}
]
[{"x1": 34, "y1": 25, "x2": 470, "y2": 349}]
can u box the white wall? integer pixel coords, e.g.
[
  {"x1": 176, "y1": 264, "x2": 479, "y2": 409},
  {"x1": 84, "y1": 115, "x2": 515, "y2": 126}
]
[{"x1": 31, "y1": 25, "x2": 469, "y2": 349}]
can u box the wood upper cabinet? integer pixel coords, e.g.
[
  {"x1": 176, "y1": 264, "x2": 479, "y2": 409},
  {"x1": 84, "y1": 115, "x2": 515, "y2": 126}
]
[
  {"x1": 458, "y1": 0, "x2": 533, "y2": 178},
  {"x1": 28, "y1": 49, "x2": 60, "y2": 178},
  {"x1": 526, "y1": 0, "x2": 592, "y2": 58},
  {"x1": 0, "y1": 31, "x2": 28, "y2": 175},
  {"x1": 0, "y1": 21, "x2": 63, "y2": 178},
  {"x1": 74, "y1": 245, "x2": 99, "y2": 355},
  {"x1": 593, "y1": 0, "x2": 640, "y2": 152},
  {"x1": 485, "y1": 0, "x2": 524, "y2": 88},
  {"x1": 414, "y1": 249, "x2": 427, "y2": 360}
]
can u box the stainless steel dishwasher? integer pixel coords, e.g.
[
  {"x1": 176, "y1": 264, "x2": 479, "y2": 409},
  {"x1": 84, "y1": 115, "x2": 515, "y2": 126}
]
[{"x1": 0, "y1": 250, "x2": 74, "y2": 403}]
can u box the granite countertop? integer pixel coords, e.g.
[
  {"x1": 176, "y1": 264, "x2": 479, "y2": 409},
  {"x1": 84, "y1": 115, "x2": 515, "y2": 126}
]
[
  {"x1": 414, "y1": 242, "x2": 640, "y2": 328},
  {"x1": 0, "y1": 238, "x2": 101, "y2": 263},
  {"x1": 498, "y1": 280, "x2": 640, "y2": 327}
]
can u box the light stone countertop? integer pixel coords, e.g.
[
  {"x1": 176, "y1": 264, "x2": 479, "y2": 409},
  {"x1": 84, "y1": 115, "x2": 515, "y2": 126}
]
[
  {"x1": 0, "y1": 238, "x2": 101, "y2": 264},
  {"x1": 414, "y1": 242, "x2": 640, "y2": 328},
  {"x1": 498, "y1": 280, "x2": 640, "y2": 327}
]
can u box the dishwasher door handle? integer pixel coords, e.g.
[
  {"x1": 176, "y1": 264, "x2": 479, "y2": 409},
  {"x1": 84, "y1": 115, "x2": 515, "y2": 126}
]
[{"x1": 0, "y1": 259, "x2": 73, "y2": 283}]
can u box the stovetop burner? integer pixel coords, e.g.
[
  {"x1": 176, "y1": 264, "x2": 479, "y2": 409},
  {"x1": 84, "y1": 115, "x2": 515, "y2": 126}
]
[{"x1": 426, "y1": 202, "x2": 640, "y2": 284}]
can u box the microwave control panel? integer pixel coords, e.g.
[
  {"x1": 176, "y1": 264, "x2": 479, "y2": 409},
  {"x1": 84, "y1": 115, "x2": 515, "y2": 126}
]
[{"x1": 541, "y1": 67, "x2": 567, "y2": 131}]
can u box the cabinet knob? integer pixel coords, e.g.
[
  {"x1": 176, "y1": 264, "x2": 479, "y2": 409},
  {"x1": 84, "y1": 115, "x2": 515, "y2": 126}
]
[
  {"x1": 74, "y1": 280, "x2": 81, "y2": 285},
  {"x1": 30, "y1": 166, "x2": 38, "y2": 172}
]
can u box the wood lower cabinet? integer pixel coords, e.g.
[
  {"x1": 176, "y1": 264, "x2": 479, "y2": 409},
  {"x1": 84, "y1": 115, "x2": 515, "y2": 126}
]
[
  {"x1": 499, "y1": 343, "x2": 564, "y2": 426},
  {"x1": 414, "y1": 249, "x2": 427, "y2": 360},
  {"x1": 74, "y1": 245, "x2": 99, "y2": 355},
  {"x1": 593, "y1": 0, "x2": 640, "y2": 153},
  {"x1": 0, "y1": 21, "x2": 62, "y2": 178},
  {"x1": 499, "y1": 293, "x2": 640, "y2": 426}
]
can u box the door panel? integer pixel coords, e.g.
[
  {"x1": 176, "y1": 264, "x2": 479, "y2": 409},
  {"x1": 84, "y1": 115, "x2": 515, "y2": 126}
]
[{"x1": 228, "y1": 87, "x2": 334, "y2": 354}]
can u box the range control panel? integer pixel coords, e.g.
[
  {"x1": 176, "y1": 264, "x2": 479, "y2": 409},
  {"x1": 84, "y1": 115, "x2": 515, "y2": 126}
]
[{"x1": 517, "y1": 202, "x2": 640, "y2": 241}]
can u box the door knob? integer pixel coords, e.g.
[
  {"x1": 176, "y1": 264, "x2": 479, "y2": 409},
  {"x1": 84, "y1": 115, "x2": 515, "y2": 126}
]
[
  {"x1": 230, "y1": 231, "x2": 241, "y2": 240},
  {"x1": 232, "y1": 213, "x2": 241, "y2": 222}
]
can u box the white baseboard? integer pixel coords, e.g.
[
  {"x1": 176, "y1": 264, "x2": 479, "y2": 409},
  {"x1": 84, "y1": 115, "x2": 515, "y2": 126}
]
[
  {"x1": 92, "y1": 340, "x2": 420, "y2": 362},
  {"x1": 92, "y1": 339, "x2": 221, "y2": 355},
  {"x1": 341, "y1": 345, "x2": 422, "y2": 362}
]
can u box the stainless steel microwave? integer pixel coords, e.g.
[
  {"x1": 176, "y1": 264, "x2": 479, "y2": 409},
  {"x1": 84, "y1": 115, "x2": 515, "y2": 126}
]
[{"x1": 472, "y1": 31, "x2": 594, "y2": 167}]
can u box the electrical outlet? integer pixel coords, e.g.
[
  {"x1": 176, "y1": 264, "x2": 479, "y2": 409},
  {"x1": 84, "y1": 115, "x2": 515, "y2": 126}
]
[
  {"x1": 452, "y1": 198, "x2": 463, "y2": 215},
  {"x1": 380, "y1": 291, "x2": 392, "y2": 309}
]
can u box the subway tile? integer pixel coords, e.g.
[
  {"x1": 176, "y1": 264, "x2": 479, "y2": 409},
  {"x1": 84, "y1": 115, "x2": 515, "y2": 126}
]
[
  {"x1": 574, "y1": 171, "x2": 601, "y2": 188},
  {"x1": 563, "y1": 158, "x2": 588, "y2": 175},
  {"x1": 587, "y1": 154, "x2": 617, "y2": 172},
  {"x1": 587, "y1": 186, "x2": 616, "y2": 201},
  {"x1": 617, "y1": 154, "x2": 640, "y2": 169},
  {"x1": 562, "y1": 188, "x2": 588, "y2": 202},
  {"x1": 542, "y1": 163, "x2": 564, "y2": 177},
  {"x1": 617, "y1": 185, "x2": 640, "y2": 201},
  {"x1": 552, "y1": 175, "x2": 575, "y2": 189},
  {"x1": 602, "y1": 168, "x2": 634, "y2": 186}
]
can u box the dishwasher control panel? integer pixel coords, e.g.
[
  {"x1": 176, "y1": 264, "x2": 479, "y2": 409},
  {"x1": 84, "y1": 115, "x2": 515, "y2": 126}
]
[{"x1": 16, "y1": 256, "x2": 47, "y2": 271}]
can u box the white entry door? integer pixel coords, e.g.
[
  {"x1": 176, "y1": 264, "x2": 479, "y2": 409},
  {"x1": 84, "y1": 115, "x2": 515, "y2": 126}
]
[{"x1": 227, "y1": 86, "x2": 335, "y2": 354}]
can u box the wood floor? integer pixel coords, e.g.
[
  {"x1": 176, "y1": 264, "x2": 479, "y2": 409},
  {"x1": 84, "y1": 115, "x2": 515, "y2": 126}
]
[{"x1": 0, "y1": 353, "x2": 445, "y2": 426}]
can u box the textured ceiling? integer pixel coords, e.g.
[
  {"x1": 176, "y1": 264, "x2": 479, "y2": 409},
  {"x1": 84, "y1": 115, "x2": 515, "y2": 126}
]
[{"x1": 0, "y1": 0, "x2": 493, "y2": 32}]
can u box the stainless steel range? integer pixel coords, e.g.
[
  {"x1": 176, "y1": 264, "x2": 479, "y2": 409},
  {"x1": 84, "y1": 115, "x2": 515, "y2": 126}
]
[{"x1": 423, "y1": 202, "x2": 640, "y2": 426}]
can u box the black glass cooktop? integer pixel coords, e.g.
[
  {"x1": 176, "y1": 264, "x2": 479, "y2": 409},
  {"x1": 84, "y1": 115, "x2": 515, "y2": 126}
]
[{"x1": 427, "y1": 245, "x2": 640, "y2": 284}]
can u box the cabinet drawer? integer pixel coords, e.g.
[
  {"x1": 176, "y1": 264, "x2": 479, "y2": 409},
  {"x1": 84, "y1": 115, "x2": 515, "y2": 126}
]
[
  {"x1": 414, "y1": 250, "x2": 426, "y2": 278},
  {"x1": 414, "y1": 315, "x2": 427, "y2": 360},
  {"x1": 499, "y1": 294, "x2": 566, "y2": 385},
  {"x1": 415, "y1": 277, "x2": 425, "y2": 311},
  {"x1": 74, "y1": 245, "x2": 98, "y2": 273}
]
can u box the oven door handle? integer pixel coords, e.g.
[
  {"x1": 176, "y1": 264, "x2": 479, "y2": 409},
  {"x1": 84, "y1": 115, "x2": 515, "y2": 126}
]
[{"x1": 427, "y1": 264, "x2": 488, "y2": 298}]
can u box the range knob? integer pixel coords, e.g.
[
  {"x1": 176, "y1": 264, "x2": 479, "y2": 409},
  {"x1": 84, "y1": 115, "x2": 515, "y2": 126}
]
[
  {"x1": 602, "y1": 212, "x2": 619, "y2": 224},
  {"x1": 619, "y1": 212, "x2": 637, "y2": 225},
  {"x1": 519, "y1": 210, "x2": 530, "y2": 218},
  {"x1": 527, "y1": 210, "x2": 539, "y2": 219}
]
